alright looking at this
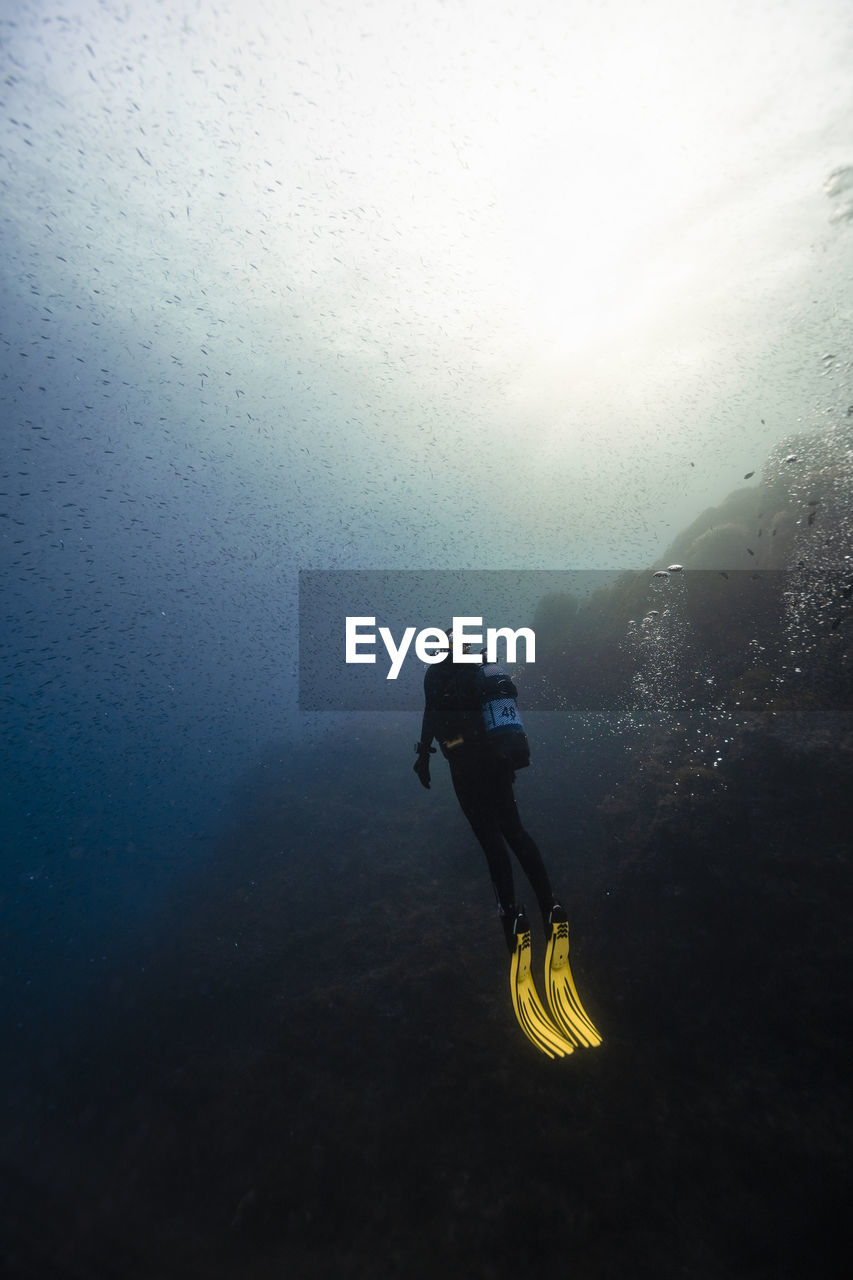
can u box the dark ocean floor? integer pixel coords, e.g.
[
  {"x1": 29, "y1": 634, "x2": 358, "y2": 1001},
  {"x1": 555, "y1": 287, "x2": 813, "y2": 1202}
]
[{"x1": 2, "y1": 707, "x2": 851, "y2": 1279}]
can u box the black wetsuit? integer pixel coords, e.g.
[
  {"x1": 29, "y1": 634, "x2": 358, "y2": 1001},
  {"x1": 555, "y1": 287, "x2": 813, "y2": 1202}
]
[{"x1": 417, "y1": 654, "x2": 556, "y2": 951}]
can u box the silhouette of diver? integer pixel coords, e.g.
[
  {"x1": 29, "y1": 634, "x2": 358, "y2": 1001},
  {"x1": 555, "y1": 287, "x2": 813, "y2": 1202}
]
[{"x1": 413, "y1": 632, "x2": 561, "y2": 953}]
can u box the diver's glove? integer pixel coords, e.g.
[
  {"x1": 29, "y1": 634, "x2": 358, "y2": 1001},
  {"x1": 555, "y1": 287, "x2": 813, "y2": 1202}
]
[{"x1": 413, "y1": 742, "x2": 436, "y2": 789}]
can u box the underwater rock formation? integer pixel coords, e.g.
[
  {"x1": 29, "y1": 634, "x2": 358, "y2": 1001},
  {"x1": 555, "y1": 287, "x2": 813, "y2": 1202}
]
[{"x1": 529, "y1": 423, "x2": 853, "y2": 716}]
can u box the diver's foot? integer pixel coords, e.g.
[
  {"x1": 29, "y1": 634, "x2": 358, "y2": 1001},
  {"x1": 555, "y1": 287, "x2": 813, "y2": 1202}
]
[
  {"x1": 547, "y1": 900, "x2": 568, "y2": 930},
  {"x1": 499, "y1": 903, "x2": 517, "y2": 955}
]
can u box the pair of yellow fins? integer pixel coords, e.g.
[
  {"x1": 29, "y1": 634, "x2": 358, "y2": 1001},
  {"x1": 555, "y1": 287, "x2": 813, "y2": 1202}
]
[{"x1": 510, "y1": 906, "x2": 602, "y2": 1059}]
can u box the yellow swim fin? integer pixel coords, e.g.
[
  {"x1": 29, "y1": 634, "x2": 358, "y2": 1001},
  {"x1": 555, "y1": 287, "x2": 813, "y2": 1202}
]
[
  {"x1": 543, "y1": 904, "x2": 602, "y2": 1048},
  {"x1": 510, "y1": 910, "x2": 575, "y2": 1059}
]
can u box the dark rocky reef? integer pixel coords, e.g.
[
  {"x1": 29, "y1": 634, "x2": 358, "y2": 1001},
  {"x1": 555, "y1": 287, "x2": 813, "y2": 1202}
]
[{"x1": 4, "y1": 694, "x2": 849, "y2": 1280}]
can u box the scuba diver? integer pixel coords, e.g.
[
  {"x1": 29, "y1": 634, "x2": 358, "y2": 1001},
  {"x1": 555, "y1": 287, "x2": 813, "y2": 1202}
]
[{"x1": 413, "y1": 630, "x2": 602, "y2": 1058}]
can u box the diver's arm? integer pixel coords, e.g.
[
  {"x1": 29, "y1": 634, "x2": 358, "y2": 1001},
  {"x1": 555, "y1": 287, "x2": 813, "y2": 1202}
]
[
  {"x1": 416, "y1": 666, "x2": 441, "y2": 750},
  {"x1": 414, "y1": 671, "x2": 438, "y2": 787},
  {"x1": 417, "y1": 703, "x2": 438, "y2": 751}
]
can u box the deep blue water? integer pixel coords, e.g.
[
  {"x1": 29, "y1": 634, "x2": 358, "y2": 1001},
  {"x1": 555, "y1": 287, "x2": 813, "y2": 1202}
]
[{"x1": 3, "y1": 2, "x2": 853, "y2": 1273}]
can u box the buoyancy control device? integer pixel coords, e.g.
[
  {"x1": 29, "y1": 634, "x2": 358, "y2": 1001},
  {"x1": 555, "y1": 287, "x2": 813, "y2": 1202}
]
[{"x1": 477, "y1": 663, "x2": 530, "y2": 769}]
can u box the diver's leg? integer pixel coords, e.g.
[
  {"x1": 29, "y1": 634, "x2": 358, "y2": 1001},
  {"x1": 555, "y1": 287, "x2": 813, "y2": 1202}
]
[
  {"x1": 450, "y1": 758, "x2": 516, "y2": 951},
  {"x1": 490, "y1": 765, "x2": 558, "y2": 936}
]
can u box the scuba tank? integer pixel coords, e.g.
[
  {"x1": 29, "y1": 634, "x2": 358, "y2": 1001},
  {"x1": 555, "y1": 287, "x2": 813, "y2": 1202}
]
[{"x1": 476, "y1": 662, "x2": 530, "y2": 769}]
